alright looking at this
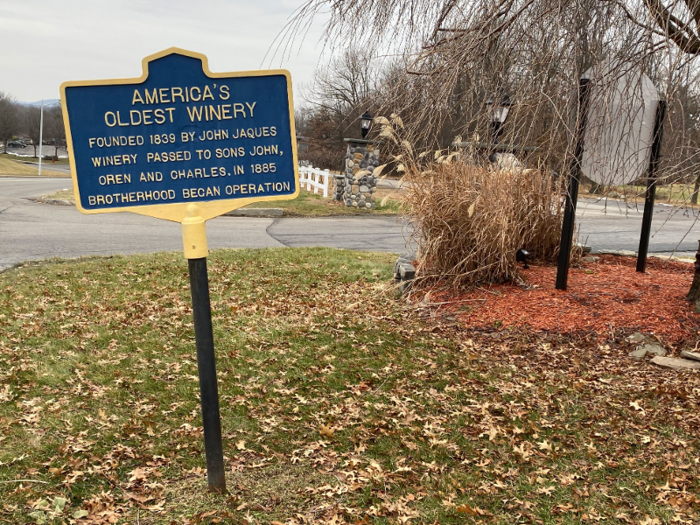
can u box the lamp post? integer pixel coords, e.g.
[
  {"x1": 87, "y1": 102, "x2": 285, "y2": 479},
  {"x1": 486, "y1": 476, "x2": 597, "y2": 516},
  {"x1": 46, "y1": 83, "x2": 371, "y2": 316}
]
[
  {"x1": 485, "y1": 95, "x2": 512, "y2": 163},
  {"x1": 360, "y1": 111, "x2": 373, "y2": 139}
]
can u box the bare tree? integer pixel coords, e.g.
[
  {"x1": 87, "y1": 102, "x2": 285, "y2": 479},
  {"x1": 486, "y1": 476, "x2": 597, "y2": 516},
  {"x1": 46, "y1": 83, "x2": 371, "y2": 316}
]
[
  {"x1": 24, "y1": 106, "x2": 41, "y2": 158},
  {"x1": 297, "y1": 48, "x2": 395, "y2": 168},
  {"x1": 308, "y1": 48, "x2": 388, "y2": 134},
  {"x1": 279, "y1": 0, "x2": 700, "y2": 288},
  {"x1": 282, "y1": 0, "x2": 700, "y2": 176},
  {"x1": 45, "y1": 107, "x2": 65, "y2": 160},
  {"x1": 0, "y1": 92, "x2": 18, "y2": 154},
  {"x1": 623, "y1": 0, "x2": 700, "y2": 54}
]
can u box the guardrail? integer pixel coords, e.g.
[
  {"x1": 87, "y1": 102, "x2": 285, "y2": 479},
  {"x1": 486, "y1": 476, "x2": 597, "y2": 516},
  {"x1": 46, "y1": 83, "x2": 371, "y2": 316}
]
[{"x1": 298, "y1": 165, "x2": 332, "y2": 198}]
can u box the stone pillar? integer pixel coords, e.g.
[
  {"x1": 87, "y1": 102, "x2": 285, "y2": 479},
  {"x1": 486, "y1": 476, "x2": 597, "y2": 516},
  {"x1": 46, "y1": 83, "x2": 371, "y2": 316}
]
[{"x1": 336, "y1": 138, "x2": 380, "y2": 208}]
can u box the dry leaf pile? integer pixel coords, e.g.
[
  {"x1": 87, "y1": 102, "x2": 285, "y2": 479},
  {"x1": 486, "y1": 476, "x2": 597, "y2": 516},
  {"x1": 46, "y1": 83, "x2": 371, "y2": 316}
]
[{"x1": 0, "y1": 248, "x2": 698, "y2": 524}]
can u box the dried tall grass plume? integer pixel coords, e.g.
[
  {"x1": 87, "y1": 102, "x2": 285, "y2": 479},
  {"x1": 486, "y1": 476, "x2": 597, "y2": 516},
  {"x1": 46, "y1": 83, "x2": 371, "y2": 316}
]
[
  {"x1": 403, "y1": 163, "x2": 568, "y2": 289},
  {"x1": 371, "y1": 115, "x2": 572, "y2": 289}
]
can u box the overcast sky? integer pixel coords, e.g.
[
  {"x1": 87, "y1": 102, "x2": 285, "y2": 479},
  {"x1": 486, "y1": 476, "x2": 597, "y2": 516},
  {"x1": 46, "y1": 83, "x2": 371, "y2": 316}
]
[{"x1": 0, "y1": 0, "x2": 328, "y2": 103}]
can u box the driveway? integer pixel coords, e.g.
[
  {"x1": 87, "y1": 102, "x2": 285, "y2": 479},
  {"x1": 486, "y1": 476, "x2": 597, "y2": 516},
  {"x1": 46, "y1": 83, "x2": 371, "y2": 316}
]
[
  {"x1": 0, "y1": 177, "x2": 411, "y2": 271},
  {"x1": 1, "y1": 177, "x2": 699, "y2": 271},
  {"x1": 576, "y1": 198, "x2": 700, "y2": 255}
]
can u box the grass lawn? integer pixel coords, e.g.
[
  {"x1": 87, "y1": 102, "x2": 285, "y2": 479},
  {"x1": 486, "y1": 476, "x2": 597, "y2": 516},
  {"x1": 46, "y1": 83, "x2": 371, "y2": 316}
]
[
  {"x1": 0, "y1": 249, "x2": 698, "y2": 524},
  {"x1": 40, "y1": 189, "x2": 74, "y2": 202},
  {"x1": 8, "y1": 156, "x2": 71, "y2": 166},
  {"x1": 582, "y1": 182, "x2": 700, "y2": 207},
  {"x1": 241, "y1": 190, "x2": 401, "y2": 216},
  {"x1": 0, "y1": 154, "x2": 68, "y2": 177},
  {"x1": 39, "y1": 189, "x2": 403, "y2": 217},
  {"x1": 645, "y1": 183, "x2": 700, "y2": 205}
]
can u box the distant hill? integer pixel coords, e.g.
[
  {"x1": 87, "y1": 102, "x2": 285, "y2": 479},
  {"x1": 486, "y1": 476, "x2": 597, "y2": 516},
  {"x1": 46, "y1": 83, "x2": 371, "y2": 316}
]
[{"x1": 18, "y1": 99, "x2": 61, "y2": 108}]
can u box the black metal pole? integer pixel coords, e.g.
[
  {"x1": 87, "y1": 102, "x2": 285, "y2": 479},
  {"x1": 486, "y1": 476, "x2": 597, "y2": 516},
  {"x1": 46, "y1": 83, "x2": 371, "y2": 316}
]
[
  {"x1": 188, "y1": 257, "x2": 227, "y2": 494},
  {"x1": 636, "y1": 100, "x2": 666, "y2": 273},
  {"x1": 556, "y1": 78, "x2": 591, "y2": 290}
]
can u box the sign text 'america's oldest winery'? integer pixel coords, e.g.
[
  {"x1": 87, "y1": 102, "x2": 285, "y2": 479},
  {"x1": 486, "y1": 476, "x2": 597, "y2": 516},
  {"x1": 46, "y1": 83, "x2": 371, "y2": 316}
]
[{"x1": 61, "y1": 48, "x2": 299, "y2": 222}]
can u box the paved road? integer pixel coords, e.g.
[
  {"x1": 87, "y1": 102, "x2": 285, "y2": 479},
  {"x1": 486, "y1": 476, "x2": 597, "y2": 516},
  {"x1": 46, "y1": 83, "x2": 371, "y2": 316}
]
[
  {"x1": 2, "y1": 177, "x2": 699, "y2": 271},
  {"x1": 380, "y1": 178, "x2": 700, "y2": 255},
  {"x1": 0, "y1": 178, "x2": 411, "y2": 270},
  {"x1": 576, "y1": 198, "x2": 700, "y2": 255}
]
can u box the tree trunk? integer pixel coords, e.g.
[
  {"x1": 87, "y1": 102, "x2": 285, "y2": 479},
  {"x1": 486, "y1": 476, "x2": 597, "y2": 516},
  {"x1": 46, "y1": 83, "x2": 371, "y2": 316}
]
[
  {"x1": 692, "y1": 172, "x2": 700, "y2": 205},
  {"x1": 687, "y1": 241, "x2": 700, "y2": 311}
]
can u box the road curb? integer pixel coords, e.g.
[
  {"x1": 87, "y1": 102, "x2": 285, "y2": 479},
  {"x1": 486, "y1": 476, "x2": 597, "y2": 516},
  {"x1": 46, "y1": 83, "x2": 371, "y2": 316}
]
[
  {"x1": 30, "y1": 197, "x2": 74, "y2": 206},
  {"x1": 592, "y1": 249, "x2": 695, "y2": 262},
  {"x1": 223, "y1": 208, "x2": 284, "y2": 217}
]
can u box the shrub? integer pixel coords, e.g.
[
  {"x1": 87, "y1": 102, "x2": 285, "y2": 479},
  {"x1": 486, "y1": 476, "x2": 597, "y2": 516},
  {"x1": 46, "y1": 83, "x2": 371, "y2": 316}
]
[{"x1": 403, "y1": 163, "x2": 567, "y2": 288}]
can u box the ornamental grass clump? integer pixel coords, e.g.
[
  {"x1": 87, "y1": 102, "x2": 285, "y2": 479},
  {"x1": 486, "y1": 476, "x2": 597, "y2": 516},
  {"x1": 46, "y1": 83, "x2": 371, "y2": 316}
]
[{"x1": 403, "y1": 162, "x2": 566, "y2": 288}]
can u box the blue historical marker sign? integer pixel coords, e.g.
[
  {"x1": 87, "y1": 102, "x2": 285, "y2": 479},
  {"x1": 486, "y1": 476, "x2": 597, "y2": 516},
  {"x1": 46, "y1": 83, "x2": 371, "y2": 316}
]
[
  {"x1": 61, "y1": 48, "x2": 299, "y2": 222},
  {"x1": 61, "y1": 49, "x2": 300, "y2": 493}
]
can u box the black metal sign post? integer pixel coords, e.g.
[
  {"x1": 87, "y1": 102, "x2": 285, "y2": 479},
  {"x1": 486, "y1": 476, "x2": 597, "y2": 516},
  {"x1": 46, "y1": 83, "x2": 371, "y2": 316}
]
[
  {"x1": 188, "y1": 256, "x2": 227, "y2": 493},
  {"x1": 182, "y1": 208, "x2": 227, "y2": 494},
  {"x1": 636, "y1": 100, "x2": 667, "y2": 273},
  {"x1": 556, "y1": 78, "x2": 591, "y2": 290}
]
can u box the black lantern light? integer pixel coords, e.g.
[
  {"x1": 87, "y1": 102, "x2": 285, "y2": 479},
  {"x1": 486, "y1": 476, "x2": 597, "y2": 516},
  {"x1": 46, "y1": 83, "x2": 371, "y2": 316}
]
[
  {"x1": 516, "y1": 248, "x2": 530, "y2": 269},
  {"x1": 360, "y1": 111, "x2": 373, "y2": 139}
]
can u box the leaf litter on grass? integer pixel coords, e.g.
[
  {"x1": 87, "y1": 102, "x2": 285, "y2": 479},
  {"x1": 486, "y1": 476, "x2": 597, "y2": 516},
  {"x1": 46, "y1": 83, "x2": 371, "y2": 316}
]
[{"x1": 0, "y1": 249, "x2": 699, "y2": 524}]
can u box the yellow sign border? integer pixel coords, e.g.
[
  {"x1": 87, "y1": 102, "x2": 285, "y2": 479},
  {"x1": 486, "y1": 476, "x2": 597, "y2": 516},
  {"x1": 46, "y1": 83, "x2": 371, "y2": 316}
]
[{"x1": 60, "y1": 47, "x2": 300, "y2": 223}]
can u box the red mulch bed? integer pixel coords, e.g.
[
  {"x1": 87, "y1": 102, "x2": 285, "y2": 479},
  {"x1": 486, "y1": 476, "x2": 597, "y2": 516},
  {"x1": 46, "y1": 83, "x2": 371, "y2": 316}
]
[{"x1": 434, "y1": 255, "x2": 700, "y2": 343}]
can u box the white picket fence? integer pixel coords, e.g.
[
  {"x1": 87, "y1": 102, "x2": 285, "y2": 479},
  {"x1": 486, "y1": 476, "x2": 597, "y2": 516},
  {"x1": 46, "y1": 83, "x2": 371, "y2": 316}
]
[{"x1": 298, "y1": 165, "x2": 332, "y2": 198}]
